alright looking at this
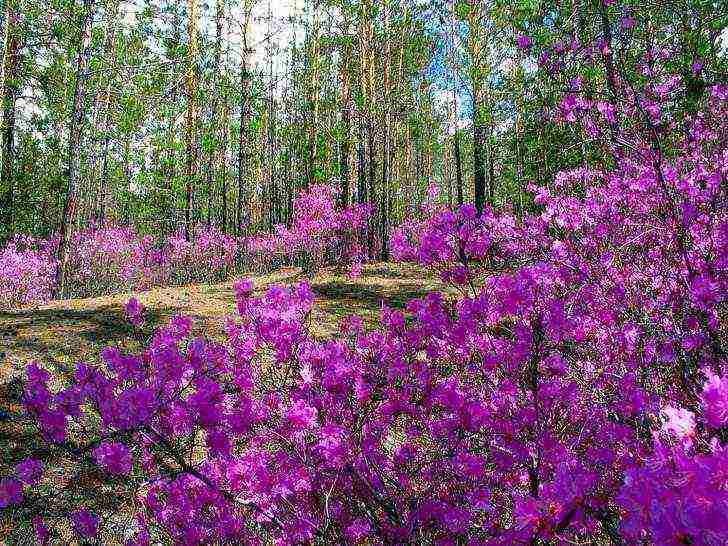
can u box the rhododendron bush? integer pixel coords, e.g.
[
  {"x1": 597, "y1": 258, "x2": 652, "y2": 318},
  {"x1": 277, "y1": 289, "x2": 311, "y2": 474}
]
[
  {"x1": 246, "y1": 184, "x2": 370, "y2": 275},
  {"x1": 1, "y1": 185, "x2": 366, "y2": 309},
  {"x1": 0, "y1": 235, "x2": 56, "y2": 308},
  {"x1": 0, "y1": 226, "x2": 239, "y2": 307},
  {"x1": 4, "y1": 97, "x2": 726, "y2": 544}
]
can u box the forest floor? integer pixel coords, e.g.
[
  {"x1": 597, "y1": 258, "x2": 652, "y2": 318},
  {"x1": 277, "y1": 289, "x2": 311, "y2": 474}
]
[
  {"x1": 0, "y1": 262, "x2": 443, "y2": 388},
  {"x1": 0, "y1": 262, "x2": 445, "y2": 540}
]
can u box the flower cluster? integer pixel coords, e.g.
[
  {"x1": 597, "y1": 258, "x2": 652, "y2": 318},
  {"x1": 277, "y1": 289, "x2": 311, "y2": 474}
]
[
  {"x1": 4, "y1": 8, "x2": 728, "y2": 542},
  {"x1": 10, "y1": 133, "x2": 727, "y2": 540},
  {"x1": 1, "y1": 186, "x2": 367, "y2": 309},
  {"x1": 246, "y1": 184, "x2": 370, "y2": 275},
  {"x1": 0, "y1": 225, "x2": 239, "y2": 308},
  {"x1": 0, "y1": 235, "x2": 56, "y2": 308},
  {"x1": 7, "y1": 87, "x2": 728, "y2": 539}
]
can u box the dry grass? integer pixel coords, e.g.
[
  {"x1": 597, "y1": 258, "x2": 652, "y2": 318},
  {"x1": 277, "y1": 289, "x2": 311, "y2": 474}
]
[
  {"x1": 0, "y1": 262, "x2": 445, "y2": 543},
  {"x1": 0, "y1": 261, "x2": 441, "y2": 389}
]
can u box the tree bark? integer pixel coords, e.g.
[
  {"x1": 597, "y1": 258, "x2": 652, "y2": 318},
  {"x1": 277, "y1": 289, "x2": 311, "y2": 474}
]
[
  {"x1": 454, "y1": 130, "x2": 463, "y2": 206},
  {"x1": 184, "y1": 0, "x2": 199, "y2": 240},
  {"x1": 1, "y1": 2, "x2": 20, "y2": 221},
  {"x1": 236, "y1": 2, "x2": 253, "y2": 236},
  {"x1": 57, "y1": 0, "x2": 97, "y2": 297},
  {"x1": 379, "y1": 0, "x2": 391, "y2": 261},
  {"x1": 305, "y1": 0, "x2": 321, "y2": 189},
  {"x1": 473, "y1": 88, "x2": 487, "y2": 215},
  {"x1": 338, "y1": 43, "x2": 351, "y2": 208}
]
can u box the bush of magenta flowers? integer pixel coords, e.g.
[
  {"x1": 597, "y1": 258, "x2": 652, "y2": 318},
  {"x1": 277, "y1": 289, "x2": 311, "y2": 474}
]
[{"x1": 4, "y1": 104, "x2": 726, "y2": 543}]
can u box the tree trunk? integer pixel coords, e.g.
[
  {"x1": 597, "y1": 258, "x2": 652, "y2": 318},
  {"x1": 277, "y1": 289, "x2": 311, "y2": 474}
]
[
  {"x1": 220, "y1": 96, "x2": 230, "y2": 233},
  {"x1": 367, "y1": 119, "x2": 376, "y2": 258},
  {"x1": 305, "y1": 0, "x2": 321, "y2": 189},
  {"x1": 339, "y1": 52, "x2": 351, "y2": 208},
  {"x1": 379, "y1": 0, "x2": 391, "y2": 261},
  {"x1": 236, "y1": 2, "x2": 253, "y2": 236},
  {"x1": 90, "y1": 0, "x2": 120, "y2": 226},
  {"x1": 357, "y1": 117, "x2": 366, "y2": 204},
  {"x1": 454, "y1": 130, "x2": 463, "y2": 206},
  {"x1": 57, "y1": 0, "x2": 97, "y2": 297},
  {"x1": 473, "y1": 89, "x2": 487, "y2": 216},
  {"x1": 1, "y1": 3, "x2": 20, "y2": 221},
  {"x1": 184, "y1": 0, "x2": 199, "y2": 241},
  {"x1": 162, "y1": 3, "x2": 182, "y2": 235}
]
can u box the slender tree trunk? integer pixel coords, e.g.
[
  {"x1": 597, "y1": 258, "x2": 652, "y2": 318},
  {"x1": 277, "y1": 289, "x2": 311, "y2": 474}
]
[
  {"x1": 236, "y1": 2, "x2": 253, "y2": 236},
  {"x1": 487, "y1": 89, "x2": 495, "y2": 205},
  {"x1": 162, "y1": 4, "x2": 182, "y2": 234},
  {"x1": 357, "y1": 117, "x2": 366, "y2": 204},
  {"x1": 379, "y1": 0, "x2": 391, "y2": 261},
  {"x1": 184, "y1": 0, "x2": 199, "y2": 240},
  {"x1": 304, "y1": 0, "x2": 321, "y2": 189},
  {"x1": 367, "y1": 120, "x2": 376, "y2": 257},
  {"x1": 473, "y1": 88, "x2": 487, "y2": 215},
  {"x1": 56, "y1": 0, "x2": 96, "y2": 297},
  {"x1": 1, "y1": 2, "x2": 20, "y2": 220},
  {"x1": 220, "y1": 97, "x2": 230, "y2": 233},
  {"x1": 84, "y1": 94, "x2": 102, "y2": 226},
  {"x1": 454, "y1": 130, "x2": 463, "y2": 206},
  {"x1": 339, "y1": 51, "x2": 351, "y2": 208},
  {"x1": 90, "y1": 0, "x2": 121, "y2": 226}
]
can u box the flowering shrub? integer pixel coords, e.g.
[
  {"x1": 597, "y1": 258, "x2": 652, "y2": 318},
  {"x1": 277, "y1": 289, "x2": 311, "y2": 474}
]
[
  {"x1": 1, "y1": 186, "x2": 365, "y2": 308},
  {"x1": 0, "y1": 225, "x2": 240, "y2": 308},
  {"x1": 4, "y1": 74, "x2": 726, "y2": 542},
  {"x1": 0, "y1": 235, "x2": 56, "y2": 308},
  {"x1": 165, "y1": 227, "x2": 239, "y2": 285},
  {"x1": 5, "y1": 138, "x2": 726, "y2": 543},
  {"x1": 246, "y1": 184, "x2": 369, "y2": 276},
  {"x1": 63, "y1": 225, "x2": 166, "y2": 298}
]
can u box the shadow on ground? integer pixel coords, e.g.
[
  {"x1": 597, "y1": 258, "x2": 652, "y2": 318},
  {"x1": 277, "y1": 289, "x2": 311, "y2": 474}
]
[{"x1": 0, "y1": 263, "x2": 440, "y2": 382}]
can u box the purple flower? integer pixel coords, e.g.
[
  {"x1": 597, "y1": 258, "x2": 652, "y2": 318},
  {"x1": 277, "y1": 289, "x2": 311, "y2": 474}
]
[
  {"x1": 701, "y1": 373, "x2": 728, "y2": 429},
  {"x1": 16, "y1": 458, "x2": 43, "y2": 485},
  {"x1": 0, "y1": 478, "x2": 23, "y2": 508},
  {"x1": 233, "y1": 278, "x2": 254, "y2": 298},
  {"x1": 516, "y1": 34, "x2": 532, "y2": 49},
  {"x1": 621, "y1": 16, "x2": 636, "y2": 30},
  {"x1": 72, "y1": 509, "x2": 99, "y2": 538},
  {"x1": 93, "y1": 441, "x2": 133, "y2": 475},
  {"x1": 125, "y1": 297, "x2": 145, "y2": 326},
  {"x1": 661, "y1": 406, "x2": 695, "y2": 439},
  {"x1": 286, "y1": 399, "x2": 318, "y2": 429},
  {"x1": 33, "y1": 516, "x2": 50, "y2": 545}
]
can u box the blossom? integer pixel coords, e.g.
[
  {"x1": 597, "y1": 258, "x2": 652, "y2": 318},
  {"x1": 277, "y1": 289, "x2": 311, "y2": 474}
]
[
  {"x1": 516, "y1": 34, "x2": 532, "y2": 49},
  {"x1": 33, "y1": 516, "x2": 50, "y2": 545},
  {"x1": 71, "y1": 509, "x2": 99, "y2": 538},
  {"x1": 701, "y1": 372, "x2": 728, "y2": 428},
  {"x1": 15, "y1": 458, "x2": 43, "y2": 485},
  {"x1": 125, "y1": 297, "x2": 145, "y2": 326},
  {"x1": 93, "y1": 442, "x2": 133, "y2": 475},
  {"x1": 661, "y1": 406, "x2": 695, "y2": 439},
  {"x1": 286, "y1": 399, "x2": 318, "y2": 429},
  {"x1": 0, "y1": 478, "x2": 23, "y2": 508}
]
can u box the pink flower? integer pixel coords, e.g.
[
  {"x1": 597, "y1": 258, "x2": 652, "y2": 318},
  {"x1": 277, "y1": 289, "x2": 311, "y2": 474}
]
[
  {"x1": 125, "y1": 297, "x2": 145, "y2": 326},
  {"x1": 661, "y1": 406, "x2": 695, "y2": 439},
  {"x1": 286, "y1": 399, "x2": 318, "y2": 429},
  {"x1": 93, "y1": 442, "x2": 133, "y2": 475},
  {"x1": 516, "y1": 34, "x2": 532, "y2": 49},
  {"x1": 71, "y1": 509, "x2": 99, "y2": 538},
  {"x1": 16, "y1": 458, "x2": 43, "y2": 485},
  {"x1": 701, "y1": 372, "x2": 728, "y2": 429},
  {"x1": 33, "y1": 516, "x2": 50, "y2": 545},
  {"x1": 0, "y1": 479, "x2": 23, "y2": 508}
]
